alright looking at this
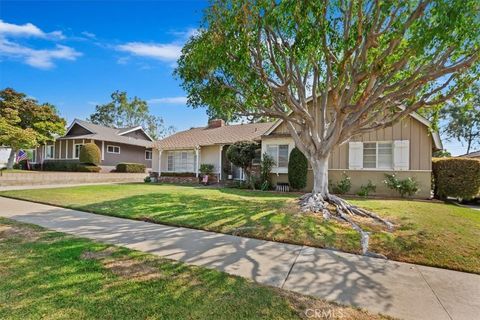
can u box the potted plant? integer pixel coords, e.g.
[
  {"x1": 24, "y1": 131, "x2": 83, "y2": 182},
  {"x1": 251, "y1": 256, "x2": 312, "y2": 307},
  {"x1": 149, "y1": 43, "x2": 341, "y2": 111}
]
[
  {"x1": 199, "y1": 164, "x2": 215, "y2": 185},
  {"x1": 223, "y1": 166, "x2": 233, "y2": 180}
]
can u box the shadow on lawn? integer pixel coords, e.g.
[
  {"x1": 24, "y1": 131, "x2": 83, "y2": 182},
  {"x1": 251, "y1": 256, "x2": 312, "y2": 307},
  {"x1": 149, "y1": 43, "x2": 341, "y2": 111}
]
[{"x1": 3, "y1": 210, "x2": 395, "y2": 314}]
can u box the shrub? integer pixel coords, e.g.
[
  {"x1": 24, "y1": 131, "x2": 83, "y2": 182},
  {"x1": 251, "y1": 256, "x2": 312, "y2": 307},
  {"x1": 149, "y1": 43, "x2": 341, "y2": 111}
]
[
  {"x1": 259, "y1": 153, "x2": 275, "y2": 190},
  {"x1": 116, "y1": 163, "x2": 146, "y2": 173},
  {"x1": 288, "y1": 147, "x2": 308, "y2": 190},
  {"x1": 79, "y1": 143, "x2": 101, "y2": 165},
  {"x1": 226, "y1": 141, "x2": 259, "y2": 189},
  {"x1": 356, "y1": 180, "x2": 376, "y2": 198},
  {"x1": 42, "y1": 160, "x2": 100, "y2": 172},
  {"x1": 144, "y1": 176, "x2": 152, "y2": 183},
  {"x1": 332, "y1": 173, "x2": 351, "y2": 194},
  {"x1": 384, "y1": 174, "x2": 419, "y2": 197},
  {"x1": 199, "y1": 164, "x2": 215, "y2": 176},
  {"x1": 76, "y1": 165, "x2": 101, "y2": 172},
  {"x1": 160, "y1": 172, "x2": 196, "y2": 177},
  {"x1": 432, "y1": 157, "x2": 480, "y2": 200}
]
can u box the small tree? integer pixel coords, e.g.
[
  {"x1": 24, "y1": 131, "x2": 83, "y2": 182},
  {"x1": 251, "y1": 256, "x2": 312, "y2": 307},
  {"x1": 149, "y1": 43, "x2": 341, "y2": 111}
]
[
  {"x1": 260, "y1": 153, "x2": 275, "y2": 190},
  {"x1": 79, "y1": 143, "x2": 101, "y2": 165},
  {"x1": 288, "y1": 147, "x2": 308, "y2": 190},
  {"x1": 0, "y1": 88, "x2": 66, "y2": 169},
  {"x1": 226, "y1": 141, "x2": 258, "y2": 189}
]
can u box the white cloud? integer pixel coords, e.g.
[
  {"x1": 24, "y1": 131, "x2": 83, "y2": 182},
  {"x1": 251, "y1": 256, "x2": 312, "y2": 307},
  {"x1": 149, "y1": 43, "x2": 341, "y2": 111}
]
[
  {"x1": 116, "y1": 42, "x2": 182, "y2": 61},
  {"x1": 0, "y1": 38, "x2": 81, "y2": 69},
  {"x1": 148, "y1": 96, "x2": 188, "y2": 105},
  {"x1": 170, "y1": 28, "x2": 199, "y2": 40},
  {"x1": 81, "y1": 31, "x2": 96, "y2": 39},
  {"x1": 0, "y1": 19, "x2": 65, "y2": 39}
]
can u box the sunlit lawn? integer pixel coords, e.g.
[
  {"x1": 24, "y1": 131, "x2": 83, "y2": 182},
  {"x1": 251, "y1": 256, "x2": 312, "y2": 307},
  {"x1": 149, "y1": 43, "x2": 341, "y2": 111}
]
[
  {"x1": 2, "y1": 183, "x2": 479, "y2": 273},
  {"x1": 0, "y1": 218, "x2": 386, "y2": 320}
]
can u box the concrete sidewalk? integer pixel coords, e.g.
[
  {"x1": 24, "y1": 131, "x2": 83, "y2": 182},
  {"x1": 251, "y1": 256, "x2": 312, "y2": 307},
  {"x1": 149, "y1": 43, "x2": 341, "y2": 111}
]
[{"x1": 0, "y1": 196, "x2": 478, "y2": 320}]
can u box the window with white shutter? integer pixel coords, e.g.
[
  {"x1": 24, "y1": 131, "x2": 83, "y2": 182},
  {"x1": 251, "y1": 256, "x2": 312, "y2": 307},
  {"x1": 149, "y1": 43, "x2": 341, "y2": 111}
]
[
  {"x1": 348, "y1": 142, "x2": 363, "y2": 169},
  {"x1": 393, "y1": 140, "x2": 409, "y2": 170}
]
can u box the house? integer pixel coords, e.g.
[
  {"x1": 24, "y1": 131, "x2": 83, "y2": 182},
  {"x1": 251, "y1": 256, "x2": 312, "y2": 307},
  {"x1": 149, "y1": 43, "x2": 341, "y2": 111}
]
[
  {"x1": 32, "y1": 119, "x2": 154, "y2": 172},
  {"x1": 263, "y1": 113, "x2": 441, "y2": 198},
  {"x1": 153, "y1": 113, "x2": 441, "y2": 198},
  {"x1": 0, "y1": 147, "x2": 11, "y2": 169},
  {"x1": 458, "y1": 150, "x2": 480, "y2": 159},
  {"x1": 152, "y1": 119, "x2": 274, "y2": 180}
]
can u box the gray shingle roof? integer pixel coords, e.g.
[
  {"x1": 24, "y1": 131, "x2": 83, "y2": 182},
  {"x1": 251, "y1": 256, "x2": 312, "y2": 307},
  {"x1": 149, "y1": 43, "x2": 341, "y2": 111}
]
[
  {"x1": 60, "y1": 119, "x2": 153, "y2": 148},
  {"x1": 155, "y1": 122, "x2": 274, "y2": 150}
]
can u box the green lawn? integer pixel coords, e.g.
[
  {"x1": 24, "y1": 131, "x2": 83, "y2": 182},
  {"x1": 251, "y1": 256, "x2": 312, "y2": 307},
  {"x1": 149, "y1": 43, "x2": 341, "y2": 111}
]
[
  {"x1": 2, "y1": 183, "x2": 479, "y2": 274},
  {"x1": 0, "y1": 218, "x2": 386, "y2": 320}
]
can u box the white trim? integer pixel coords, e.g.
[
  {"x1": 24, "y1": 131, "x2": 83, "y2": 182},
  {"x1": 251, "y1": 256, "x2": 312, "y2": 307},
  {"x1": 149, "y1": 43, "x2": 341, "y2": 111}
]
[
  {"x1": 73, "y1": 143, "x2": 83, "y2": 159},
  {"x1": 195, "y1": 147, "x2": 200, "y2": 177},
  {"x1": 118, "y1": 126, "x2": 154, "y2": 142},
  {"x1": 101, "y1": 141, "x2": 105, "y2": 160},
  {"x1": 218, "y1": 145, "x2": 223, "y2": 180},
  {"x1": 66, "y1": 140, "x2": 69, "y2": 159},
  {"x1": 59, "y1": 140, "x2": 62, "y2": 159},
  {"x1": 158, "y1": 150, "x2": 162, "y2": 176},
  {"x1": 145, "y1": 149, "x2": 153, "y2": 160},
  {"x1": 106, "y1": 145, "x2": 121, "y2": 154},
  {"x1": 45, "y1": 144, "x2": 55, "y2": 159}
]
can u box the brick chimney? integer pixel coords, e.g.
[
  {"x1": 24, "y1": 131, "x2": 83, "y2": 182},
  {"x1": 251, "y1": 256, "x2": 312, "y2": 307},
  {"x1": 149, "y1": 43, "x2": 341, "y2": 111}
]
[{"x1": 208, "y1": 119, "x2": 225, "y2": 129}]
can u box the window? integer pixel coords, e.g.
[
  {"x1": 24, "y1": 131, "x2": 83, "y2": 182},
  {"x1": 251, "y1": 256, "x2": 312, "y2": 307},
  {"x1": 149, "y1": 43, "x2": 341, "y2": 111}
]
[
  {"x1": 266, "y1": 144, "x2": 289, "y2": 167},
  {"x1": 45, "y1": 145, "x2": 55, "y2": 159},
  {"x1": 145, "y1": 150, "x2": 152, "y2": 160},
  {"x1": 252, "y1": 149, "x2": 261, "y2": 165},
  {"x1": 362, "y1": 142, "x2": 393, "y2": 169},
  {"x1": 74, "y1": 144, "x2": 83, "y2": 158},
  {"x1": 166, "y1": 151, "x2": 196, "y2": 172},
  {"x1": 107, "y1": 145, "x2": 120, "y2": 154}
]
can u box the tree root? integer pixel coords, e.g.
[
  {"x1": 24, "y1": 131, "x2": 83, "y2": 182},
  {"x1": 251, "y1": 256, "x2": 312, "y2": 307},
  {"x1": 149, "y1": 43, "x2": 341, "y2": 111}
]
[{"x1": 299, "y1": 193, "x2": 393, "y2": 258}]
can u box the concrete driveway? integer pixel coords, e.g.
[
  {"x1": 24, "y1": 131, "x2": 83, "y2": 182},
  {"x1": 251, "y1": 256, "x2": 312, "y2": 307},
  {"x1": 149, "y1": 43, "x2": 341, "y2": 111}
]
[{"x1": 0, "y1": 196, "x2": 478, "y2": 320}]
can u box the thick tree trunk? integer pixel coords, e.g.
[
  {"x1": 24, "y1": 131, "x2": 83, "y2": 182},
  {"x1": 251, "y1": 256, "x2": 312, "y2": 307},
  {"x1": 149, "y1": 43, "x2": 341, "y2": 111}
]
[
  {"x1": 311, "y1": 155, "x2": 330, "y2": 198},
  {"x1": 300, "y1": 152, "x2": 393, "y2": 257},
  {"x1": 6, "y1": 149, "x2": 16, "y2": 169}
]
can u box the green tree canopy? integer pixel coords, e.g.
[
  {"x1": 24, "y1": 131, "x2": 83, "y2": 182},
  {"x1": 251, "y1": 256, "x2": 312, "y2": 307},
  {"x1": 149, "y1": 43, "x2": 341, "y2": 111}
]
[
  {"x1": 441, "y1": 83, "x2": 480, "y2": 154},
  {"x1": 0, "y1": 88, "x2": 66, "y2": 168},
  {"x1": 88, "y1": 91, "x2": 174, "y2": 139}
]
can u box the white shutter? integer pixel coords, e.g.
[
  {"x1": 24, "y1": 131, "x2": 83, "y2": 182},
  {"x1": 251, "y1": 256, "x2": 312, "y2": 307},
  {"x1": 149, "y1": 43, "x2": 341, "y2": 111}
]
[
  {"x1": 393, "y1": 140, "x2": 409, "y2": 170},
  {"x1": 348, "y1": 142, "x2": 363, "y2": 169}
]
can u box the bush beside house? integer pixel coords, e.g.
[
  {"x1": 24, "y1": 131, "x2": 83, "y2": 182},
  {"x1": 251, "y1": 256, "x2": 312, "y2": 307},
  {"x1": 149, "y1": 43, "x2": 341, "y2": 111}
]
[
  {"x1": 79, "y1": 143, "x2": 101, "y2": 165},
  {"x1": 432, "y1": 157, "x2": 480, "y2": 200},
  {"x1": 116, "y1": 163, "x2": 146, "y2": 173},
  {"x1": 288, "y1": 147, "x2": 308, "y2": 190}
]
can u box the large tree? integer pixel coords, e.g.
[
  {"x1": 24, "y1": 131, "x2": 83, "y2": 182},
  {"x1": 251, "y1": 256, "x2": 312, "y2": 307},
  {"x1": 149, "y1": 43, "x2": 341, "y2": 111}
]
[
  {"x1": 88, "y1": 91, "x2": 174, "y2": 139},
  {"x1": 175, "y1": 0, "x2": 479, "y2": 254},
  {"x1": 441, "y1": 83, "x2": 480, "y2": 154},
  {"x1": 0, "y1": 88, "x2": 66, "y2": 169}
]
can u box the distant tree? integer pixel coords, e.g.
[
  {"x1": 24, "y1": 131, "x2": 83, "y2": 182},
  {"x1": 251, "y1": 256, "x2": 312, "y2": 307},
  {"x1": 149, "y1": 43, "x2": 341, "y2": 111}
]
[
  {"x1": 226, "y1": 141, "x2": 258, "y2": 188},
  {"x1": 88, "y1": 91, "x2": 175, "y2": 139},
  {"x1": 0, "y1": 88, "x2": 66, "y2": 169},
  {"x1": 440, "y1": 84, "x2": 480, "y2": 154},
  {"x1": 433, "y1": 149, "x2": 451, "y2": 158}
]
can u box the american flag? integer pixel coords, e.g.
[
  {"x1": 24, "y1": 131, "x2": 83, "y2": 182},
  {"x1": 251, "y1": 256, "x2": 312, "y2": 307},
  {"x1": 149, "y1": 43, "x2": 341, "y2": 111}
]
[{"x1": 16, "y1": 150, "x2": 28, "y2": 162}]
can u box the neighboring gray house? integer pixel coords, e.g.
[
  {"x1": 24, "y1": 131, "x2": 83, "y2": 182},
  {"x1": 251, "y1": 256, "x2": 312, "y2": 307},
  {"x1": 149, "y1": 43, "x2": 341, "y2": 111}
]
[{"x1": 33, "y1": 119, "x2": 153, "y2": 172}]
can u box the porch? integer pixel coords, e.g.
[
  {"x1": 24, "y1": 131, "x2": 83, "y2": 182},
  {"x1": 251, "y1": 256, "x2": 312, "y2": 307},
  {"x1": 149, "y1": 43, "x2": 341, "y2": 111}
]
[{"x1": 152, "y1": 144, "x2": 246, "y2": 183}]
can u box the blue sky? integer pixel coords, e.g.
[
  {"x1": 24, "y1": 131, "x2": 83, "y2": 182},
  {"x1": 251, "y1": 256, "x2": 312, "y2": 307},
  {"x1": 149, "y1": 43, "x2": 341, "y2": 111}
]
[{"x1": 0, "y1": 1, "x2": 469, "y2": 155}]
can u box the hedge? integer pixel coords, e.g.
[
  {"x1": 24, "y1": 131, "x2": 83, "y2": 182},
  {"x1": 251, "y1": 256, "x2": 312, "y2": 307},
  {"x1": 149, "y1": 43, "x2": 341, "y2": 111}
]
[
  {"x1": 116, "y1": 163, "x2": 146, "y2": 173},
  {"x1": 288, "y1": 147, "x2": 308, "y2": 190},
  {"x1": 432, "y1": 157, "x2": 480, "y2": 200},
  {"x1": 42, "y1": 160, "x2": 100, "y2": 172},
  {"x1": 79, "y1": 143, "x2": 101, "y2": 165},
  {"x1": 160, "y1": 172, "x2": 196, "y2": 177}
]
